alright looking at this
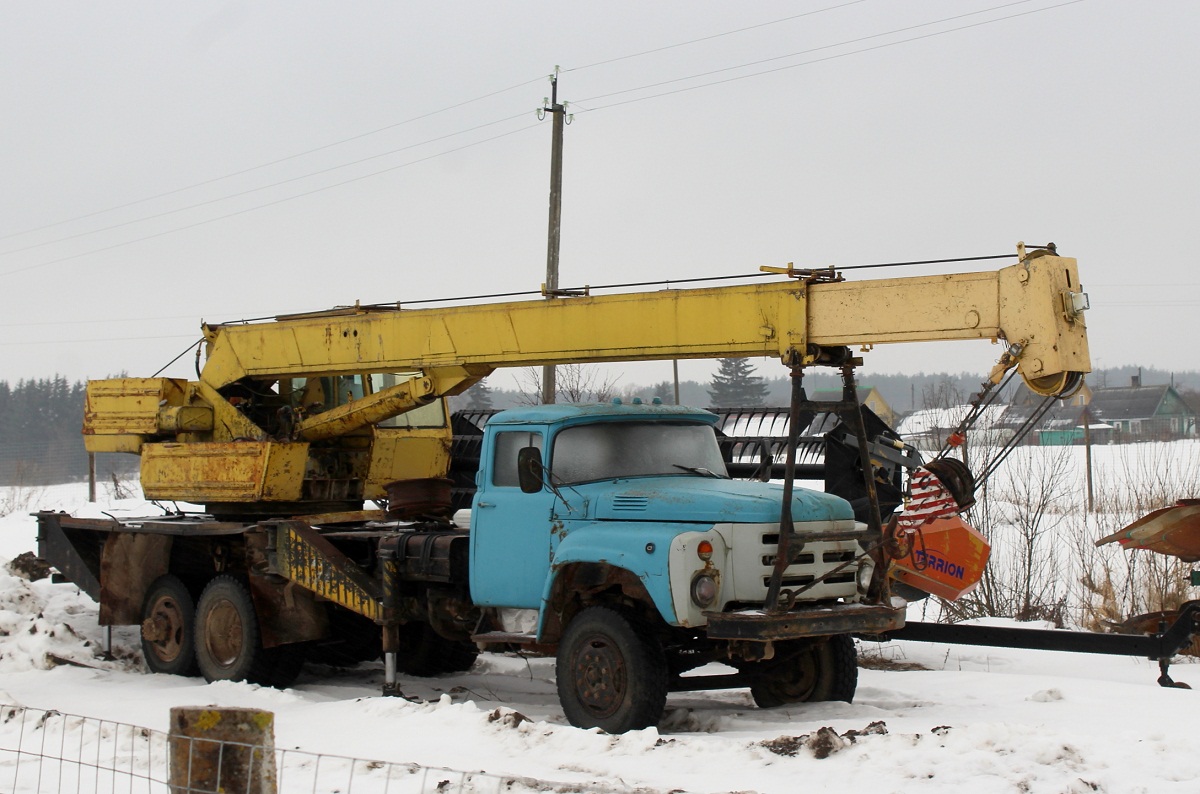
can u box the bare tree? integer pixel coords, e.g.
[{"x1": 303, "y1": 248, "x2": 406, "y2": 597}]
[
  {"x1": 556, "y1": 365, "x2": 619, "y2": 403},
  {"x1": 515, "y1": 365, "x2": 620, "y2": 405},
  {"x1": 514, "y1": 368, "x2": 543, "y2": 406},
  {"x1": 940, "y1": 445, "x2": 1074, "y2": 625}
]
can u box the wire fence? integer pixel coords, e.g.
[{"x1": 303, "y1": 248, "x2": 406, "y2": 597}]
[{"x1": 0, "y1": 704, "x2": 643, "y2": 794}]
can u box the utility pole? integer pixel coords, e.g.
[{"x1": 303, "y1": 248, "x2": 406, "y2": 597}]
[{"x1": 541, "y1": 69, "x2": 566, "y2": 405}]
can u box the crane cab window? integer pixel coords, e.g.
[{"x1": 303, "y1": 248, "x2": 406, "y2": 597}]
[
  {"x1": 289, "y1": 373, "x2": 448, "y2": 428},
  {"x1": 370, "y1": 373, "x2": 448, "y2": 428},
  {"x1": 492, "y1": 431, "x2": 544, "y2": 487}
]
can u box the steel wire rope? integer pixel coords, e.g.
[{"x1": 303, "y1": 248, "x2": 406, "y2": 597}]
[
  {"x1": 933, "y1": 368, "x2": 1019, "y2": 462},
  {"x1": 0, "y1": 109, "x2": 536, "y2": 260},
  {"x1": 152, "y1": 340, "x2": 205, "y2": 379},
  {"x1": 218, "y1": 252, "x2": 1019, "y2": 324},
  {"x1": 0, "y1": 120, "x2": 543, "y2": 280},
  {"x1": 975, "y1": 393, "x2": 1060, "y2": 487},
  {"x1": 0, "y1": 75, "x2": 547, "y2": 244},
  {"x1": 572, "y1": 0, "x2": 1086, "y2": 113}
]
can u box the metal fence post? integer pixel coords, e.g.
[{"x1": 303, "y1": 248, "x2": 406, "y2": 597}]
[{"x1": 169, "y1": 706, "x2": 276, "y2": 794}]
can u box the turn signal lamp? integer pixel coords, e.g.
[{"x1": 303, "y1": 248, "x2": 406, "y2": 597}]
[{"x1": 697, "y1": 540, "x2": 713, "y2": 561}]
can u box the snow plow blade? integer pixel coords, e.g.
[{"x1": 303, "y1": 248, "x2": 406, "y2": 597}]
[{"x1": 1095, "y1": 500, "x2": 1200, "y2": 562}]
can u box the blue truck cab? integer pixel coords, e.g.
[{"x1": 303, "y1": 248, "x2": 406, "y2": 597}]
[{"x1": 467, "y1": 402, "x2": 905, "y2": 732}]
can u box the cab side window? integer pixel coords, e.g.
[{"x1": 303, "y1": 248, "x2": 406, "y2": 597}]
[{"x1": 492, "y1": 431, "x2": 544, "y2": 487}]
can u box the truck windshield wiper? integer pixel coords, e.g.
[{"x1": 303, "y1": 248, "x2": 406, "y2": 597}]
[{"x1": 672, "y1": 464, "x2": 725, "y2": 478}]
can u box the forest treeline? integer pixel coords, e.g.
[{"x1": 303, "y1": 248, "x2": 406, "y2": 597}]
[
  {"x1": 0, "y1": 377, "x2": 91, "y2": 484},
  {"x1": 4, "y1": 364, "x2": 1198, "y2": 485}
]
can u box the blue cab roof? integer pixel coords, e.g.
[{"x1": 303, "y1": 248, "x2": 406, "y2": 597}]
[{"x1": 487, "y1": 402, "x2": 719, "y2": 427}]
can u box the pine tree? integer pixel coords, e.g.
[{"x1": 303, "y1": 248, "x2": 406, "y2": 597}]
[
  {"x1": 464, "y1": 380, "x2": 494, "y2": 410},
  {"x1": 651, "y1": 381, "x2": 675, "y2": 404},
  {"x1": 707, "y1": 358, "x2": 769, "y2": 407}
]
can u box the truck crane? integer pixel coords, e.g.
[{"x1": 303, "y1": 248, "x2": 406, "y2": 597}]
[{"x1": 40, "y1": 243, "x2": 1090, "y2": 732}]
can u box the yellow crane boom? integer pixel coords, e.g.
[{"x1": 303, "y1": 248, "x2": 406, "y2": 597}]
[{"x1": 202, "y1": 250, "x2": 1088, "y2": 395}]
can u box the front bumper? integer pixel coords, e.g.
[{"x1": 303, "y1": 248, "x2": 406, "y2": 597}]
[{"x1": 702, "y1": 597, "x2": 905, "y2": 641}]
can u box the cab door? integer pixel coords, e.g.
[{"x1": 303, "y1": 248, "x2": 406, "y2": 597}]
[{"x1": 469, "y1": 429, "x2": 556, "y2": 608}]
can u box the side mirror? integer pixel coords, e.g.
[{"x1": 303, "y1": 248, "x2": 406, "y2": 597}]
[{"x1": 517, "y1": 446, "x2": 545, "y2": 494}]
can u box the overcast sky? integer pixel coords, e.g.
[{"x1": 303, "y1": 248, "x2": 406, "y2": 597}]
[{"x1": 3, "y1": 1, "x2": 1197, "y2": 392}]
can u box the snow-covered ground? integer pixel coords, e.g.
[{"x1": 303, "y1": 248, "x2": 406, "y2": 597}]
[{"x1": 1, "y1": 467, "x2": 1198, "y2": 793}]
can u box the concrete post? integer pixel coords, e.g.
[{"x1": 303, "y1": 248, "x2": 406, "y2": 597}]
[{"x1": 169, "y1": 706, "x2": 276, "y2": 794}]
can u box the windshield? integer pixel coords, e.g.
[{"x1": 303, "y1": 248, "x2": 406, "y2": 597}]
[{"x1": 551, "y1": 421, "x2": 728, "y2": 484}]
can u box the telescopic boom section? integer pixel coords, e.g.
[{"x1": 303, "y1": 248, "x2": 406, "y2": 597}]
[{"x1": 201, "y1": 252, "x2": 1089, "y2": 397}]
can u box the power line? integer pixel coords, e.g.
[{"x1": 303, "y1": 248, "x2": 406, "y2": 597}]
[
  {"x1": 0, "y1": 75, "x2": 547, "y2": 244},
  {"x1": 0, "y1": 3, "x2": 871, "y2": 256},
  {"x1": 0, "y1": 1, "x2": 1087, "y2": 281},
  {"x1": 0, "y1": 110, "x2": 534, "y2": 260},
  {"x1": 1, "y1": 0, "x2": 1063, "y2": 261},
  {"x1": 0, "y1": 334, "x2": 197, "y2": 346},
  {"x1": 576, "y1": 0, "x2": 1084, "y2": 112},
  {"x1": 0, "y1": 314, "x2": 218, "y2": 327},
  {"x1": 0, "y1": 120, "x2": 543, "y2": 280},
  {"x1": 563, "y1": 0, "x2": 872, "y2": 73}
]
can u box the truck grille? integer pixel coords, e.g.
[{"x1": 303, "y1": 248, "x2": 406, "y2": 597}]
[{"x1": 719, "y1": 520, "x2": 863, "y2": 604}]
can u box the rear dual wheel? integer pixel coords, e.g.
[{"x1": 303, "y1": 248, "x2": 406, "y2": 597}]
[
  {"x1": 395, "y1": 621, "x2": 480, "y2": 676},
  {"x1": 194, "y1": 575, "x2": 305, "y2": 688}
]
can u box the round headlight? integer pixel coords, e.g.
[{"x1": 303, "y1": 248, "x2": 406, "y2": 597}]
[
  {"x1": 691, "y1": 573, "x2": 718, "y2": 608},
  {"x1": 856, "y1": 559, "x2": 875, "y2": 594}
]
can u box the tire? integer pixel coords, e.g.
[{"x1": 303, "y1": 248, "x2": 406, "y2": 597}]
[
  {"x1": 555, "y1": 606, "x2": 668, "y2": 733},
  {"x1": 395, "y1": 622, "x2": 479, "y2": 677},
  {"x1": 194, "y1": 575, "x2": 277, "y2": 685},
  {"x1": 140, "y1": 574, "x2": 198, "y2": 676},
  {"x1": 748, "y1": 634, "x2": 857, "y2": 708}
]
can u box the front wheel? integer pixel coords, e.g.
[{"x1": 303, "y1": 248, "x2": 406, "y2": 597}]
[
  {"x1": 748, "y1": 634, "x2": 857, "y2": 708},
  {"x1": 556, "y1": 606, "x2": 668, "y2": 733}
]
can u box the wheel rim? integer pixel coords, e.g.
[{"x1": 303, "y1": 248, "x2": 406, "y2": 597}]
[
  {"x1": 766, "y1": 647, "x2": 820, "y2": 701},
  {"x1": 145, "y1": 595, "x2": 185, "y2": 663},
  {"x1": 204, "y1": 598, "x2": 243, "y2": 668},
  {"x1": 571, "y1": 633, "x2": 628, "y2": 719}
]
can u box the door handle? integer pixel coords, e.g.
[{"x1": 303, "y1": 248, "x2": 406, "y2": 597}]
[{"x1": 477, "y1": 502, "x2": 495, "y2": 508}]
